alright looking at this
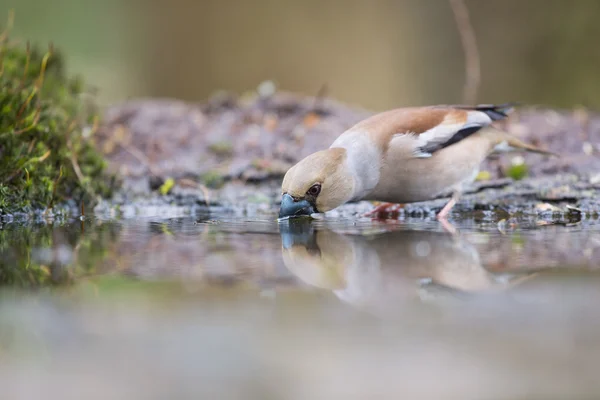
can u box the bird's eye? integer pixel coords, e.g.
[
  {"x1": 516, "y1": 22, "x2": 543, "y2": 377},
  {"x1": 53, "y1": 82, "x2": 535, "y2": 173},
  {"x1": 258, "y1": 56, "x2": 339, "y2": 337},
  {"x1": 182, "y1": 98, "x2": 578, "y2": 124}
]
[{"x1": 307, "y1": 184, "x2": 321, "y2": 196}]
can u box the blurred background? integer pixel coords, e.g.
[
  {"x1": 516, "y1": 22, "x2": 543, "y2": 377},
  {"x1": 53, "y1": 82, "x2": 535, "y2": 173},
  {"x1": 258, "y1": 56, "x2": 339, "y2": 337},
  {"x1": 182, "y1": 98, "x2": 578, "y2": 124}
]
[{"x1": 1, "y1": 0, "x2": 599, "y2": 110}]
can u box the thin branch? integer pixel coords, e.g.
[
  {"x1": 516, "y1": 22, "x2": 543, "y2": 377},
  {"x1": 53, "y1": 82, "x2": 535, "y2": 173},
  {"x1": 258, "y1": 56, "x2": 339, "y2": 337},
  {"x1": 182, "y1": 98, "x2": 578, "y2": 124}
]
[
  {"x1": 70, "y1": 152, "x2": 86, "y2": 187},
  {"x1": 449, "y1": 0, "x2": 480, "y2": 104}
]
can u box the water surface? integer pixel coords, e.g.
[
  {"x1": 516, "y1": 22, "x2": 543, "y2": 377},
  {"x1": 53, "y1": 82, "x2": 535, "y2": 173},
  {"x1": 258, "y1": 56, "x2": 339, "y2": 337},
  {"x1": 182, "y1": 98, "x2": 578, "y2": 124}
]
[{"x1": 1, "y1": 212, "x2": 599, "y2": 399}]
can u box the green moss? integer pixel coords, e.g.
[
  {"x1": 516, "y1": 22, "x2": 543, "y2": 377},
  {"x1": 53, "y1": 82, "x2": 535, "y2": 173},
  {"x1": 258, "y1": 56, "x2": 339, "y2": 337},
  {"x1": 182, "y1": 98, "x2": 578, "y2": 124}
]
[
  {"x1": 0, "y1": 17, "x2": 114, "y2": 214},
  {"x1": 506, "y1": 163, "x2": 528, "y2": 181},
  {"x1": 159, "y1": 177, "x2": 175, "y2": 195},
  {"x1": 475, "y1": 170, "x2": 491, "y2": 181},
  {"x1": 200, "y1": 170, "x2": 225, "y2": 189},
  {"x1": 207, "y1": 141, "x2": 233, "y2": 157}
]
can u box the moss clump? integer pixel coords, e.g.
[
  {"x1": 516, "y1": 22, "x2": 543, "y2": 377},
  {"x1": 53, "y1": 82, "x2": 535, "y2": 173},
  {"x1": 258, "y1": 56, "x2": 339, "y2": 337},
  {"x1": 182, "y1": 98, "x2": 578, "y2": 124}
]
[
  {"x1": 200, "y1": 170, "x2": 225, "y2": 189},
  {"x1": 0, "y1": 18, "x2": 114, "y2": 214},
  {"x1": 159, "y1": 177, "x2": 175, "y2": 195},
  {"x1": 506, "y1": 160, "x2": 529, "y2": 181}
]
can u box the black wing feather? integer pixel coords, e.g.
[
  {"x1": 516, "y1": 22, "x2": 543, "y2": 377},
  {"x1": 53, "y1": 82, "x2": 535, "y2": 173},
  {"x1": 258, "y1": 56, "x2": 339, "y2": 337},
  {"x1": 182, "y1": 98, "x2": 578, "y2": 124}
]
[
  {"x1": 418, "y1": 124, "x2": 483, "y2": 154},
  {"x1": 416, "y1": 103, "x2": 516, "y2": 156},
  {"x1": 450, "y1": 102, "x2": 518, "y2": 121}
]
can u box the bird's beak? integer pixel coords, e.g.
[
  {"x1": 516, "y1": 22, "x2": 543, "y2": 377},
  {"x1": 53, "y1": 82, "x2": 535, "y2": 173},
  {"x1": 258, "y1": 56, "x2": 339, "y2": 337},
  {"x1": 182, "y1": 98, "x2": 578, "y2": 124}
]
[
  {"x1": 279, "y1": 217, "x2": 317, "y2": 249},
  {"x1": 279, "y1": 193, "x2": 315, "y2": 219}
]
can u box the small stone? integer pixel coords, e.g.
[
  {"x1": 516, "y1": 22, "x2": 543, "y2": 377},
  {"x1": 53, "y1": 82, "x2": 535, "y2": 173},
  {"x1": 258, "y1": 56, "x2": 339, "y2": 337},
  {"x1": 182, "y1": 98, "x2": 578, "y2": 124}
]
[
  {"x1": 149, "y1": 175, "x2": 165, "y2": 191},
  {"x1": 535, "y1": 203, "x2": 561, "y2": 212},
  {"x1": 511, "y1": 155, "x2": 525, "y2": 166},
  {"x1": 257, "y1": 80, "x2": 276, "y2": 98}
]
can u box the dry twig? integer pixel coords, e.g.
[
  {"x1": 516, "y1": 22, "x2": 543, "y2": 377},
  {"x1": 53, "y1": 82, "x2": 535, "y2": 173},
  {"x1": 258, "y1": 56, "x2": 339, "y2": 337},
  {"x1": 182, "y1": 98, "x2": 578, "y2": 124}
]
[{"x1": 449, "y1": 0, "x2": 480, "y2": 104}]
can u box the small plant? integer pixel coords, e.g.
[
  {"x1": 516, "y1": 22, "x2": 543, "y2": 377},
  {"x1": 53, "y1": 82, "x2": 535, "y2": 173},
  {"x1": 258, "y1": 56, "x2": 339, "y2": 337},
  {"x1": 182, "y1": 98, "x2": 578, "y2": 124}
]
[
  {"x1": 0, "y1": 13, "x2": 114, "y2": 214},
  {"x1": 200, "y1": 170, "x2": 225, "y2": 189},
  {"x1": 506, "y1": 156, "x2": 528, "y2": 181}
]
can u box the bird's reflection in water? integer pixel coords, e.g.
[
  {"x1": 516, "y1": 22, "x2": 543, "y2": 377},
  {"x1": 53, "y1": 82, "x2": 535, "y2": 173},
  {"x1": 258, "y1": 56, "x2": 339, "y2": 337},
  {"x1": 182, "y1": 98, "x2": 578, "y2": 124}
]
[{"x1": 279, "y1": 219, "x2": 533, "y2": 315}]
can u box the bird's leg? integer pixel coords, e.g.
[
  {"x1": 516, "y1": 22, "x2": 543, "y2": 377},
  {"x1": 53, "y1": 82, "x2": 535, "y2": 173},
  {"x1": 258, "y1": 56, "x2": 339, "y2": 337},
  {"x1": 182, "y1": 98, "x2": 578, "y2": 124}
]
[
  {"x1": 364, "y1": 202, "x2": 404, "y2": 218},
  {"x1": 437, "y1": 191, "x2": 461, "y2": 220},
  {"x1": 438, "y1": 217, "x2": 458, "y2": 235},
  {"x1": 437, "y1": 192, "x2": 461, "y2": 235}
]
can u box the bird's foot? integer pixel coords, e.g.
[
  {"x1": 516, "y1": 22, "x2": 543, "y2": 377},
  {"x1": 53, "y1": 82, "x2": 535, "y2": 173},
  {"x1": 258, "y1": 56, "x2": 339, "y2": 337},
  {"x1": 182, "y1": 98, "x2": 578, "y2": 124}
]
[{"x1": 364, "y1": 202, "x2": 404, "y2": 218}]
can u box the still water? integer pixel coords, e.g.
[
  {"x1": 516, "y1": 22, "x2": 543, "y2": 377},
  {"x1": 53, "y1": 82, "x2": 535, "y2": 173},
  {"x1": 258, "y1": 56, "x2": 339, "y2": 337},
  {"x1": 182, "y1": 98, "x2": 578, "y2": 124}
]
[{"x1": 1, "y1": 211, "x2": 600, "y2": 399}]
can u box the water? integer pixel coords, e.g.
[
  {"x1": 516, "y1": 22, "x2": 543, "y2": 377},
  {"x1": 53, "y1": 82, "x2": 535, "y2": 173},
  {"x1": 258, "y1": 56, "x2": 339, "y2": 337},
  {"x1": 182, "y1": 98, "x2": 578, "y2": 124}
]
[{"x1": 1, "y1": 212, "x2": 600, "y2": 399}]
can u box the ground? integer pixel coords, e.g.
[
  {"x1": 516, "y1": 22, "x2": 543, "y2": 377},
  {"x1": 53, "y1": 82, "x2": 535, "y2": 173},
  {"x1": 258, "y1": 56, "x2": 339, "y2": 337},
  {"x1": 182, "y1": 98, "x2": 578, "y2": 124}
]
[{"x1": 94, "y1": 90, "x2": 600, "y2": 221}]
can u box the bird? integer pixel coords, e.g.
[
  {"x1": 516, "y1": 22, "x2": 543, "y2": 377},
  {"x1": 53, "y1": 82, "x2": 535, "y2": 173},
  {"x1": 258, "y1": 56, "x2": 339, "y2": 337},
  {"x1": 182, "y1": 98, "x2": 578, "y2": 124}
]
[
  {"x1": 279, "y1": 103, "x2": 555, "y2": 220},
  {"x1": 279, "y1": 220, "x2": 537, "y2": 316}
]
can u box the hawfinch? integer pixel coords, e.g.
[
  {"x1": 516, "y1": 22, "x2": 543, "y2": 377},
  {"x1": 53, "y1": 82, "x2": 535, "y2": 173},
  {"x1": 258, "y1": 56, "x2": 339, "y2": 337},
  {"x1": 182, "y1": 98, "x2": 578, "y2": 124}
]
[
  {"x1": 279, "y1": 223, "x2": 518, "y2": 309},
  {"x1": 279, "y1": 104, "x2": 553, "y2": 219}
]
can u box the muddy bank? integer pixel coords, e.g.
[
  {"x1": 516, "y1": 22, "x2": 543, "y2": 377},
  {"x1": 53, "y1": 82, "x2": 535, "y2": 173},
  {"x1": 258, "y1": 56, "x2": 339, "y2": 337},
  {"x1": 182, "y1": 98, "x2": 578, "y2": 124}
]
[{"x1": 95, "y1": 91, "x2": 600, "y2": 217}]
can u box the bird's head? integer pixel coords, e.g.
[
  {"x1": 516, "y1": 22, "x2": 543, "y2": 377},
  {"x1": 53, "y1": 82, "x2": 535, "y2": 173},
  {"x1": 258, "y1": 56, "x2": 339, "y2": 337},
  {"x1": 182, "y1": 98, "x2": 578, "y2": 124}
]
[
  {"x1": 279, "y1": 148, "x2": 355, "y2": 218},
  {"x1": 279, "y1": 219, "x2": 352, "y2": 290}
]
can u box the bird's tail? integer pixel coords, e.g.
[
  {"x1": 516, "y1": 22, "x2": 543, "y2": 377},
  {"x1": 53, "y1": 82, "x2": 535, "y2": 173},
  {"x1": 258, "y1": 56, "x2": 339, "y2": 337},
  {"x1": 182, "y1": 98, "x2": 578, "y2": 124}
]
[
  {"x1": 486, "y1": 128, "x2": 558, "y2": 157},
  {"x1": 455, "y1": 102, "x2": 520, "y2": 121},
  {"x1": 504, "y1": 137, "x2": 558, "y2": 157}
]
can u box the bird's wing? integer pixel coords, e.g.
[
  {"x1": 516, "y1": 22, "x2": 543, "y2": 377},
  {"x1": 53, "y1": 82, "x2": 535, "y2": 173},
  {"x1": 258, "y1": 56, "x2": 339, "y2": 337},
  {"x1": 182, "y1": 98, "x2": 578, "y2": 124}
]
[{"x1": 353, "y1": 103, "x2": 515, "y2": 158}]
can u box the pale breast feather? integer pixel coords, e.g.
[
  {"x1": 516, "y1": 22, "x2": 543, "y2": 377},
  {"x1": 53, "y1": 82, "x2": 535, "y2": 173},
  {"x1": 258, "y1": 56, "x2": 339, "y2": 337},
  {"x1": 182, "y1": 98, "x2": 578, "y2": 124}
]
[{"x1": 330, "y1": 130, "x2": 382, "y2": 200}]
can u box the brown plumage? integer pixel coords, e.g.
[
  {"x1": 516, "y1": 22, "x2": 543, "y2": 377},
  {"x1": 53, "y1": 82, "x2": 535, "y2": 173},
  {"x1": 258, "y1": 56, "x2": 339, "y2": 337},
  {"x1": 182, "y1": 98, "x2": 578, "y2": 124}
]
[
  {"x1": 279, "y1": 103, "x2": 554, "y2": 220},
  {"x1": 353, "y1": 107, "x2": 452, "y2": 152}
]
